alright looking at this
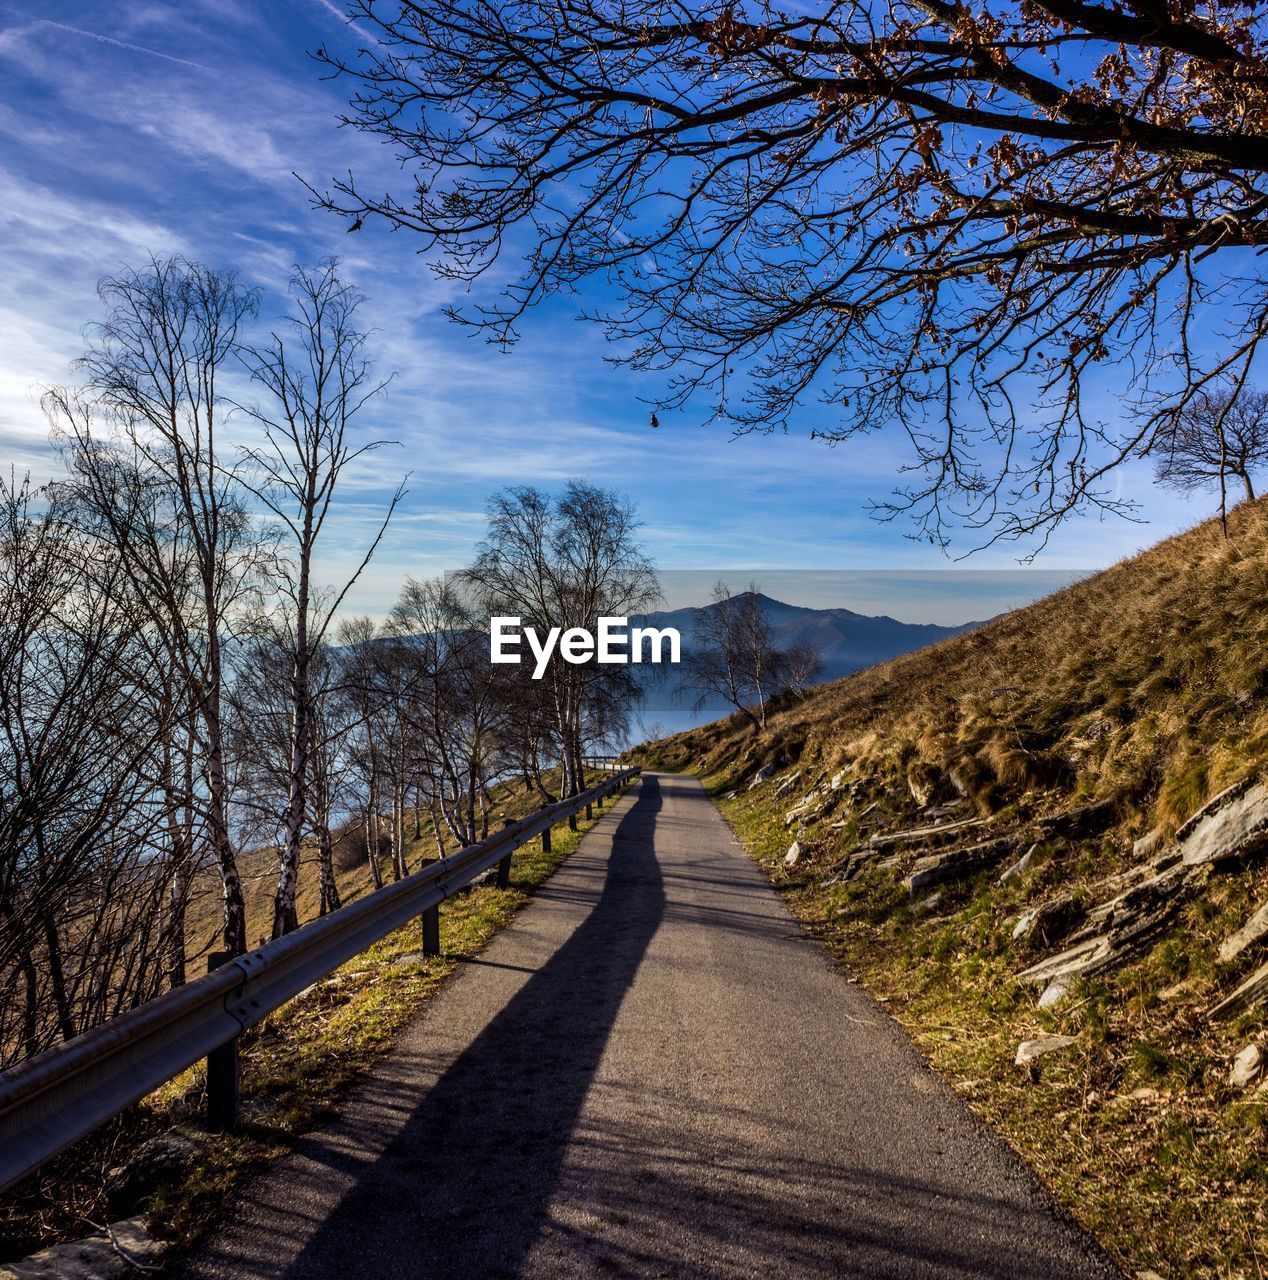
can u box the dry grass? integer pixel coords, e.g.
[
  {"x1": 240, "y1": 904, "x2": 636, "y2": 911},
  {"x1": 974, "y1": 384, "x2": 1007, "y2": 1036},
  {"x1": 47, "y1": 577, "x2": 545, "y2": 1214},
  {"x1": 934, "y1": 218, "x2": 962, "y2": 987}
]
[
  {"x1": 644, "y1": 497, "x2": 1268, "y2": 832},
  {"x1": 633, "y1": 498, "x2": 1268, "y2": 1279}
]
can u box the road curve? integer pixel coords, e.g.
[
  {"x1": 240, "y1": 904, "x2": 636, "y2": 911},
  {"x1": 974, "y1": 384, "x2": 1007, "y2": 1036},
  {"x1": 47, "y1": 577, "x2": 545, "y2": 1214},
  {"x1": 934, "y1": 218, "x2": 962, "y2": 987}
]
[{"x1": 185, "y1": 772, "x2": 1120, "y2": 1280}]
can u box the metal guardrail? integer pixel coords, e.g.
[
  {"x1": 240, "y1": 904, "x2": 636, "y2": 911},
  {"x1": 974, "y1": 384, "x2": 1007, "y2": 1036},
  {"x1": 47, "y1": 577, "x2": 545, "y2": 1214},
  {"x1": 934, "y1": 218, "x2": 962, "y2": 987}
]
[{"x1": 0, "y1": 768, "x2": 640, "y2": 1192}]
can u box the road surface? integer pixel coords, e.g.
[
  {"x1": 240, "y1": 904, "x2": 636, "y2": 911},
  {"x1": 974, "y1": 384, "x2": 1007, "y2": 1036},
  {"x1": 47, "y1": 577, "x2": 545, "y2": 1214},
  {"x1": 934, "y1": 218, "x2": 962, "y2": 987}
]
[{"x1": 186, "y1": 773, "x2": 1120, "y2": 1280}]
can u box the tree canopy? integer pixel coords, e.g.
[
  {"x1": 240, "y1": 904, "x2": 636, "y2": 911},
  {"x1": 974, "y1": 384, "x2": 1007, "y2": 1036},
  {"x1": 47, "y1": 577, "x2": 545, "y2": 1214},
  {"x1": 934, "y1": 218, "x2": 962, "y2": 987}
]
[{"x1": 316, "y1": 0, "x2": 1268, "y2": 545}]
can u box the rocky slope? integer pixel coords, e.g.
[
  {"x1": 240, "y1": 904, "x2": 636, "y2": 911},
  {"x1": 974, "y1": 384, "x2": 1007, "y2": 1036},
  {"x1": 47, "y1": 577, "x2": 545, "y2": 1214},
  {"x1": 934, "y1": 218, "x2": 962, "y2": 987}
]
[{"x1": 632, "y1": 499, "x2": 1268, "y2": 1278}]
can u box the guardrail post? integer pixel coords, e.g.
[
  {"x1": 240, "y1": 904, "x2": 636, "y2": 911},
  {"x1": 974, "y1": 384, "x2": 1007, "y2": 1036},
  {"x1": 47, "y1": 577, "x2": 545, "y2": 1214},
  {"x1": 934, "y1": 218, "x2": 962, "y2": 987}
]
[
  {"x1": 421, "y1": 905, "x2": 441, "y2": 957},
  {"x1": 568, "y1": 811, "x2": 577, "y2": 832},
  {"x1": 585, "y1": 799, "x2": 593, "y2": 821},
  {"x1": 541, "y1": 824, "x2": 552, "y2": 854},
  {"x1": 206, "y1": 952, "x2": 239, "y2": 1133},
  {"x1": 496, "y1": 819, "x2": 513, "y2": 888}
]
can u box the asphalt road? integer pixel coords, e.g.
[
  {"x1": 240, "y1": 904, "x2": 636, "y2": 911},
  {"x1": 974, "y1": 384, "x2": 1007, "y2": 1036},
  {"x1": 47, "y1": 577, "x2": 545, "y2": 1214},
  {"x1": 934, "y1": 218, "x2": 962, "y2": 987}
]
[{"x1": 185, "y1": 773, "x2": 1120, "y2": 1280}]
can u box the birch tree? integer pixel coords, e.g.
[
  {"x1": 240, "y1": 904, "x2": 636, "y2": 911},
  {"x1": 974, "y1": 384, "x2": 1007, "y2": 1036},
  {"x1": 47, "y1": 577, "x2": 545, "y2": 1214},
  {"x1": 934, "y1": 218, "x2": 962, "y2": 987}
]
[
  {"x1": 47, "y1": 257, "x2": 263, "y2": 956},
  {"x1": 463, "y1": 482, "x2": 658, "y2": 795},
  {"x1": 241, "y1": 261, "x2": 403, "y2": 938}
]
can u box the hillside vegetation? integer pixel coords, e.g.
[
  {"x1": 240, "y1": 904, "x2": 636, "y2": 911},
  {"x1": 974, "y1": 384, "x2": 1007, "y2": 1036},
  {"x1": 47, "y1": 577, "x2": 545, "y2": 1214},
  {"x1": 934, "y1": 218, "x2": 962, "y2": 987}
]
[{"x1": 633, "y1": 499, "x2": 1268, "y2": 1278}]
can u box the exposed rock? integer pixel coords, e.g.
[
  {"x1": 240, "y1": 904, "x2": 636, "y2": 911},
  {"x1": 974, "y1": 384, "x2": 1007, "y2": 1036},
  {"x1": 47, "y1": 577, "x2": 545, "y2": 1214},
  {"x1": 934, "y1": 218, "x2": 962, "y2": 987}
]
[
  {"x1": 1229, "y1": 1043, "x2": 1263, "y2": 1089},
  {"x1": 1178, "y1": 778, "x2": 1268, "y2": 867},
  {"x1": 1064, "y1": 862, "x2": 1194, "y2": 950},
  {"x1": 913, "y1": 890, "x2": 944, "y2": 916},
  {"x1": 1015, "y1": 1035, "x2": 1076, "y2": 1067},
  {"x1": 1019, "y1": 865, "x2": 1194, "y2": 983},
  {"x1": 906, "y1": 762, "x2": 945, "y2": 808},
  {"x1": 1033, "y1": 800, "x2": 1118, "y2": 839},
  {"x1": 747, "y1": 762, "x2": 777, "y2": 790},
  {"x1": 1086, "y1": 849, "x2": 1183, "y2": 901},
  {"x1": 0, "y1": 1219, "x2": 162, "y2": 1280},
  {"x1": 774, "y1": 770, "x2": 802, "y2": 799},
  {"x1": 998, "y1": 843, "x2": 1038, "y2": 886},
  {"x1": 1210, "y1": 960, "x2": 1268, "y2": 1021},
  {"x1": 784, "y1": 794, "x2": 823, "y2": 827},
  {"x1": 784, "y1": 841, "x2": 803, "y2": 868},
  {"x1": 868, "y1": 815, "x2": 991, "y2": 851},
  {"x1": 1132, "y1": 827, "x2": 1166, "y2": 860},
  {"x1": 1013, "y1": 894, "x2": 1084, "y2": 949},
  {"x1": 1018, "y1": 935, "x2": 1117, "y2": 985},
  {"x1": 1218, "y1": 900, "x2": 1268, "y2": 965},
  {"x1": 723, "y1": 790, "x2": 738, "y2": 800},
  {"x1": 922, "y1": 801, "x2": 963, "y2": 821},
  {"x1": 1037, "y1": 980, "x2": 1070, "y2": 1009},
  {"x1": 833, "y1": 846, "x2": 881, "y2": 882},
  {"x1": 904, "y1": 836, "x2": 1020, "y2": 896},
  {"x1": 106, "y1": 1131, "x2": 200, "y2": 1212},
  {"x1": 830, "y1": 771, "x2": 846, "y2": 792}
]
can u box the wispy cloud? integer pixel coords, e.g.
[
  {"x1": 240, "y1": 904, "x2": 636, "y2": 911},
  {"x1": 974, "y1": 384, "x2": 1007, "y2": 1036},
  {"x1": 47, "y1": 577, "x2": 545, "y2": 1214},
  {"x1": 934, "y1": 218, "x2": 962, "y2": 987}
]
[{"x1": 0, "y1": 7, "x2": 217, "y2": 73}]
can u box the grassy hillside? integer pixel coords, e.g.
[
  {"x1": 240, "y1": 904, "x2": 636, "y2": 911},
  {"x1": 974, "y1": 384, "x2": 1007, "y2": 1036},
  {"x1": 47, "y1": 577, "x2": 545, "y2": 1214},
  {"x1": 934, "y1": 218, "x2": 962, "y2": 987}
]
[{"x1": 633, "y1": 499, "x2": 1268, "y2": 1279}]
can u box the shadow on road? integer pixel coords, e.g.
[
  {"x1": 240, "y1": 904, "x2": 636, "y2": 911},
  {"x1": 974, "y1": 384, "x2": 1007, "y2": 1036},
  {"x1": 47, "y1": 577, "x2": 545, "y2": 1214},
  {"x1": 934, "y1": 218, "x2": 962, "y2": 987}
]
[{"x1": 278, "y1": 776, "x2": 667, "y2": 1280}]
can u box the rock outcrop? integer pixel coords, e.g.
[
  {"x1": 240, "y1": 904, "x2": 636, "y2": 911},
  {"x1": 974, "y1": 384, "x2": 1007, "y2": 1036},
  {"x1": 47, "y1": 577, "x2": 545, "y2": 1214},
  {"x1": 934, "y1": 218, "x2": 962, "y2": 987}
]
[
  {"x1": 1016, "y1": 1035, "x2": 1076, "y2": 1066},
  {"x1": 904, "y1": 835, "x2": 1021, "y2": 896},
  {"x1": 748, "y1": 762, "x2": 777, "y2": 790},
  {"x1": 1017, "y1": 862, "x2": 1193, "y2": 985},
  {"x1": 1218, "y1": 900, "x2": 1268, "y2": 966},
  {"x1": 1229, "y1": 1043, "x2": 1264, "y2": 1089},
  {"x1": 868, "y1": 815, "x2": 992, "y2": 851},
  {"x1": 1178, "y1": 778, "x2": 1268, "y2": 867},
  {"x1": 1210, "y1": 960, "x2": 1268, "y2": 1022},
  {"x1": 1013, "y1": 893, "x2": 1084, "y2": 949},
  {"x1": 0, "y1": 1219, "x2": 161, "y2": 1280}
]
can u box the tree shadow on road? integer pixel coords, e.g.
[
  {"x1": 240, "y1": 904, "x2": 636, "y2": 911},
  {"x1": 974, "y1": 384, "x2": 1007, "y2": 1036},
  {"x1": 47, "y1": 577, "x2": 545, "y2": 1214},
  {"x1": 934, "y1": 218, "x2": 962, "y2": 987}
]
[{"x1": 278, "y1": 776, "x2": 666, "y2": 1280}]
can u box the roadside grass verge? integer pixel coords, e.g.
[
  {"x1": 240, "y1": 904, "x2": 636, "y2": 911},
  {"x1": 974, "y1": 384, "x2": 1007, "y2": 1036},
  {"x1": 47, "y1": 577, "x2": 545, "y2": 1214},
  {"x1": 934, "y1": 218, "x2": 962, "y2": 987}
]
[
  {"x1": 0, "y1": 772, "x2": 630, "y2": 1267},
  {"x1": 705, "y1": 775, "x2": 1268, "y2": 1280}
]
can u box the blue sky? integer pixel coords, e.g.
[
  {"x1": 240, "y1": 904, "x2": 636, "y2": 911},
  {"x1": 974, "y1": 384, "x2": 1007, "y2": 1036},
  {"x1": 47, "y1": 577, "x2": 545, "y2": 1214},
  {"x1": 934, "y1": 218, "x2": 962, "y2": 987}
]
[{"x1": 0, "y1": 1, "x2": 1212, "y2": 621}]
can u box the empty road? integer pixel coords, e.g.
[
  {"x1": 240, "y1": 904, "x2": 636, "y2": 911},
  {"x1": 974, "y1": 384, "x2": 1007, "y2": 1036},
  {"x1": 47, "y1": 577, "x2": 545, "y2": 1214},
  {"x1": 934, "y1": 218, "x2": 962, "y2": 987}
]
[{"x1": 186, "y1": 773, "x2": 1120, "y2": 1280}]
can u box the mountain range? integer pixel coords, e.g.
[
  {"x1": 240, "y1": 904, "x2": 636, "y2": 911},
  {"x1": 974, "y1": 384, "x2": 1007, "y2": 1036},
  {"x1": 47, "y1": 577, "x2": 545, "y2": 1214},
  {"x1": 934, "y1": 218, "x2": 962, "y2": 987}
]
[{"x1": 631, "y1": 592, "x2": 982, "y2": 733}]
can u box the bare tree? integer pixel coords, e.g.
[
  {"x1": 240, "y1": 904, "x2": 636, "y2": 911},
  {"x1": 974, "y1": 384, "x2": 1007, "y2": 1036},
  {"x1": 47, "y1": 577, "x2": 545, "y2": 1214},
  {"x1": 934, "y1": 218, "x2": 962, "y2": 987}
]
[
  {"x1": 387, "y1": 577, "x2": 512, "y2": 851},
  {"x1": 681, "y1": 583, "x2": 780, "y2": 730},
  {"x1": 307, "y1": 641, "x2": 359, "y2": 915},
  {"x1": 241, "y1": 260, "x2": 403, "y2": 938},
  {"x1": 1154, "y1": 385, "x2": 1268, "y2": 515},
  {"x1": 315, "y1": 0, "x2": 1268, "y2": 545},
  {"x1": 0, "y1": 476, "x2": 174, "y2": 1064},
  {"x1": 46, "y1": 257, "x2": 264, "y2": 956},
  {"x1": 462, "y1": 482, "x2": 659, "y2": 796},
  {"x1": 780, "y1": 642, "x2": 824, "y2": 700}
]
